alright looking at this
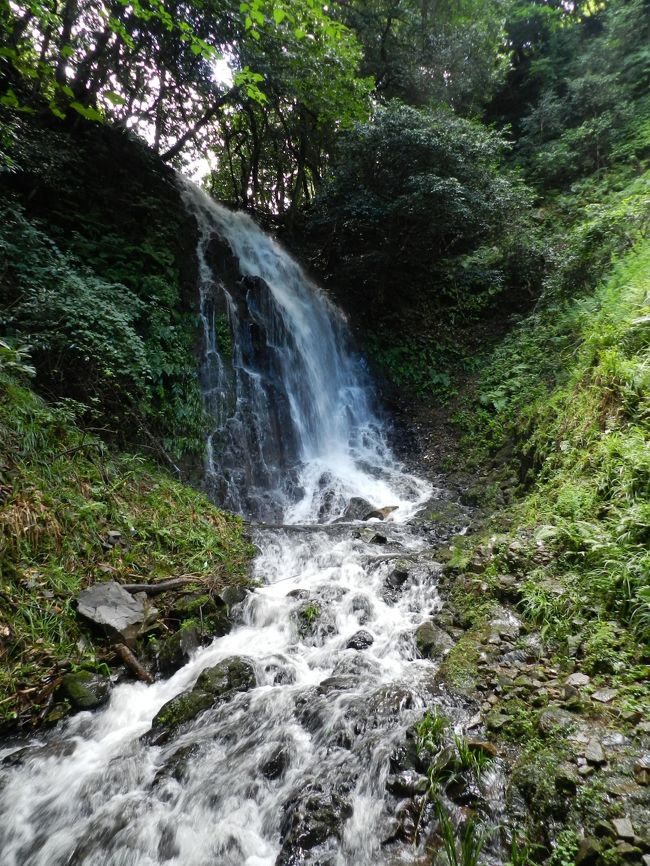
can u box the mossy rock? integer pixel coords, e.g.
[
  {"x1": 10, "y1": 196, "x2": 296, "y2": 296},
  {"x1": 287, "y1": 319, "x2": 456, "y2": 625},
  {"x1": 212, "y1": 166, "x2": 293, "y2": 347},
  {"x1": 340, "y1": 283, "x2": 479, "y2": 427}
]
[
  {"x1": 415, "y1": 621, "x2": 454, "y2": 660},
  {"x1": 154, "y1": 620, "x2": 203, "y2": 676},
  {"x1": 147, "y1": 656, "x2": 256, "y2": 743},
  {"x1": 59, "y1": 670, "x2": 110, "y2": 711}
]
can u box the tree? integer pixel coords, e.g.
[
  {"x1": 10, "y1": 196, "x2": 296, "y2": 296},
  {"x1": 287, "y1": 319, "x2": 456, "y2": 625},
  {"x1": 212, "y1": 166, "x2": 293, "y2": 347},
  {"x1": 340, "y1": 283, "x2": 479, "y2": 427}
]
[
  {"x1": 0, "y1": 0, "x2": 369, "y2": 204},
  {"x1": 334, "y1": 0, "x2": 513, "y2": 113},
  {"x1": 309, "y1": 101, "x2": 532, "y2": 321}
]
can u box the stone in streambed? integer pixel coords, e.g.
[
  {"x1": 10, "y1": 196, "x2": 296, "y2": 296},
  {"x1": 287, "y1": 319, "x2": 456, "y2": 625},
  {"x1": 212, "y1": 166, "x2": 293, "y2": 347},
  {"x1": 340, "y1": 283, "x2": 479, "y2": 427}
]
[
  {"x1": 146, "y1": 656, "x2": 255, "y2": 743},
  {"x1": 341, "y1": 497, "x2": 375, "y2": 521},
  {"x1": 415, "y1": 621, "x2": 454, "y2": 660},
  {"x1": 385, "y1": 561, "x2": 410, "y2": 590},
  {"x1": 365, "y1": 506, "x2": 398, "y2": 520},
  {"x1": 155, "y1": 593, "x2": 235, "y2": 675},
  {"x1": 59, "y1": 670, "x2": 110, "y2": 711},
  {"x1": 346, "y1": 630, "x2": 374, "y2": 650}
]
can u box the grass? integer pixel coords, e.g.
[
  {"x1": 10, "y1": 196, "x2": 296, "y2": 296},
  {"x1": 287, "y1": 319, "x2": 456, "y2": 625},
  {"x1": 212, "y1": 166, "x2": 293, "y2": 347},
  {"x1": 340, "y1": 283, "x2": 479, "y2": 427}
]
[
  {"x1": 414, "y1": 708, "x2": 447, "y2": 755},
  {"x1": 435, "y1": 799, "x2": 490, "y2": 866},
  {"x1": 453, "y1": 735, "x2": 493, "y2": 781},
  {"x1": 0, "y1": 364, "x2": 253, "y2": 730}
]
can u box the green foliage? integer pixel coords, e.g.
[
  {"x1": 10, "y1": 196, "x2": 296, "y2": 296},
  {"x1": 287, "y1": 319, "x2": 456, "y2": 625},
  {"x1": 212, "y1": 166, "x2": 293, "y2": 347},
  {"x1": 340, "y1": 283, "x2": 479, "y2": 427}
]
[
  {"x1": 310, "y1": 101, "x2": 535, "y2": 391},
  {"x1": 0, "y1": 371, "x2": 252, "y2": 729},
  {"x1": 507, "y1": 0, "x2": 650, "y2": 189},
  {"x1": 0, "y1": 198, "x2": 203, "y2": 456},
  {"x1": 414, "y1": 708, "x2": 447, "y2": 754},
  {"x1": 453, "y1": 735, "x2": 493, "y2": 781},
  {"x1": 435, "y1": 799, "x2": 490, "y2": 866},
  {"x1": 459, "y1": 229, "x2": 650, "y2": 666},
  {"x1": 548, "y1": 830, "x2": 579, "y2": 866}
]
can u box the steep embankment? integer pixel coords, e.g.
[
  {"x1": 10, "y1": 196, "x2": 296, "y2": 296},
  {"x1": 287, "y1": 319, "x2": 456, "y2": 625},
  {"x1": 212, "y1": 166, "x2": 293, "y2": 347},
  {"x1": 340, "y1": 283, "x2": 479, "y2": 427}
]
[{"x1": 0, "y1": 364, "x2": 253, "y2": 731}]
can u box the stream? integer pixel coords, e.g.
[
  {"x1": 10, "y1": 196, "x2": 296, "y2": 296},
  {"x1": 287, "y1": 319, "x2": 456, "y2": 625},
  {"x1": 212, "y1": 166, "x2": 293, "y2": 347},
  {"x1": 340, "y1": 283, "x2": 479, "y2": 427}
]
[{"x1": 0, "y1": 183, "x2": 499, "y2": 866}]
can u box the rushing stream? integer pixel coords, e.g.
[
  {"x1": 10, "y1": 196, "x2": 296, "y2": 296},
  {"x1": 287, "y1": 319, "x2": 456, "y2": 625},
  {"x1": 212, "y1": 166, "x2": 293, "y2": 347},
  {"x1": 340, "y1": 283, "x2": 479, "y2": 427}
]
[{"x1": 0, "y1": 183, "x2": 484, "y2": 865}]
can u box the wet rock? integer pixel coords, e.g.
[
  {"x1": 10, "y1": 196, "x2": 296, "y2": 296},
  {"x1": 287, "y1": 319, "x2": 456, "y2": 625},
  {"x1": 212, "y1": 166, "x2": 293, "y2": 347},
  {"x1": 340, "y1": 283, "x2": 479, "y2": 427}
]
[
  {"x1": 385, "y1": 562, "x2": 410, "y2": 590},
  {"x1": 592, "y1": 688, "x2": 617, "y2": 704},
  {"x1": 147, "y1": 656, "x2": 255, "y2": 743},
  {"x1": 346, "y1": 630, "x2": 374, "y2": 650},
  {"x1": 386, "y1": 770, "x2": 429, "y2": 796},
  {"x1": 218, "y1": 584, "x2": 250, "y2": 613},
  {"x1": 350, "y1": 595, "x2": 373, "y2": 625},
  {"x1": 76, "y1": 581, "x2": 150, "y2": 645},
  {"x1": 341, "y1": 497, "x2": 375, "y2": 521},
  {"x1": 633, "y1": 755, "x2": 650, "y2": 785},
  {"x1": 576, "y1": 837, "x2": 602, "y2": 866},
  {"x1": 415, "y1": 621, "x2": 454, "y2": 660},
  {"x1": 612, "y1": 818, "x2": 635, "y2": 840},
  {"x1": 355, "y1": 527, "x2": 387, "y2": 544},
  {"x1": 59, "y1": 670, "x2": 110, "y2": 711},
  {"x1": 261, "y1": 745, "x2": 289, "y2": 780},
  {"x1": 154, "y1": 622, "x2": 203, "y2": 676},
  {"x1": 2, "y1": 739, "x2": 76, "y2": 766},
  {"x1": 365, "y1": 505, "x2": 398, "y2": 520},
  {"x1": 585, "y1": 739, "x2": 606, "y2": 765},
  {"x1": 277, "y1": 784, "x2": 352, "y2": 863}
]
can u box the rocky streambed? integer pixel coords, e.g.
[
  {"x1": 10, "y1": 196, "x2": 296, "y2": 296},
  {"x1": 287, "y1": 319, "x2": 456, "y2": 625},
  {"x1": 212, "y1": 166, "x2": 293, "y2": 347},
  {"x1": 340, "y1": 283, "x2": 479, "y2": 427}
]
[{"x1": 1, "y1": 476, "x2": 649, "y2": 865}]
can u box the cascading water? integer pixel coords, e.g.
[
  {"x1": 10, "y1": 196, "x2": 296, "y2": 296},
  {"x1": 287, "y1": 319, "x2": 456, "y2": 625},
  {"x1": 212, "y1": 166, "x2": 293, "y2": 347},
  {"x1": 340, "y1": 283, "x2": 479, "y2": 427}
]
[
  {"x1": 0, "y1": 182, "x2": 483, "y2": 866},
  {"x1": 181, "y1": 176, "x2": 413, "y2": 523}
]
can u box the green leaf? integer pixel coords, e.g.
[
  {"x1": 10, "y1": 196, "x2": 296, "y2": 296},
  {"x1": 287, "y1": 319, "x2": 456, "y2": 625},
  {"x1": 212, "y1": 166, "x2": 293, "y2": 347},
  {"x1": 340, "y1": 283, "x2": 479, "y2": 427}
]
[
  {"x1": 104, "y1": 90, "x2": 126, "y2": 106},
  {"x1": 69, "y1": 102, "x2": 104, "y2": 122}
]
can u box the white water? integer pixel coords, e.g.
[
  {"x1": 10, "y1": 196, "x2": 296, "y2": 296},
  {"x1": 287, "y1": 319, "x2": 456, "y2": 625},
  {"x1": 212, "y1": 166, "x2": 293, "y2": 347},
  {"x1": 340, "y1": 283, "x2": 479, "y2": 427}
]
[{"x1": 0, "y1": 184, "x2": 461, "y2": 866}]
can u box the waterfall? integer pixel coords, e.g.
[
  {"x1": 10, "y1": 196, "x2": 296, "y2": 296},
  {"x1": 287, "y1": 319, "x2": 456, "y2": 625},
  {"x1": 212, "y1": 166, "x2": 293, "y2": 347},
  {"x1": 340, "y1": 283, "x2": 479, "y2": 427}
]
[
  {"x1": 0, "y1": 184, "x2": 483, "y2": 866},
  {"x1": 180, "y1": 178, "x2": 422, "y2": 523}
]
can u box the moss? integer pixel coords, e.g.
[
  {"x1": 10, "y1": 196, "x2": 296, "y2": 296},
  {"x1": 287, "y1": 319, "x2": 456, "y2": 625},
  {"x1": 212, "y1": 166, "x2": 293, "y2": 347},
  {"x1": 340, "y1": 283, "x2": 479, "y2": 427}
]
[{"x1": 438, "y1": 630, "x2": 481, "y2": 693}]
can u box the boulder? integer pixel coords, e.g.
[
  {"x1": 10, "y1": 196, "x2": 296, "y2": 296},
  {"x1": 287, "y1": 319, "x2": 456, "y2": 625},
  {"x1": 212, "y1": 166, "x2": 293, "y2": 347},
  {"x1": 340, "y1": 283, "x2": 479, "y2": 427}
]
[
  {"x1": 346, "y1": 630, "x2": 374, "y2": 650},
  {"x1": 59, "y1": 670, "x2": 110, "y2": 711},
  {"x1": 76, "y1": 581, "x2": 152, "y2": 645},
  {"x1": 276, "y1": 784, "x2": 352, "y2": 863},
  {"x1": 147, "y1": 656, "x2": 255, "y2": 743},
  {"x1": 415, "y1": 621, "x2": 454, "y2": 660},
  {"x1": 385, "y1": 562, "x2": 410, "y2": 590},
  {"x1": 341, "y1": 497, "x2": 375, "y2": 521}
]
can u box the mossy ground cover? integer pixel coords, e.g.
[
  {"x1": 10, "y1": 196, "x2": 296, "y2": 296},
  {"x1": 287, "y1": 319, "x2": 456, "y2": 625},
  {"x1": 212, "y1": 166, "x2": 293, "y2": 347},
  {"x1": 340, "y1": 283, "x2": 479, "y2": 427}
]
[{"x1": 0, "y1": 363, "x2": 253, "y2": 731}]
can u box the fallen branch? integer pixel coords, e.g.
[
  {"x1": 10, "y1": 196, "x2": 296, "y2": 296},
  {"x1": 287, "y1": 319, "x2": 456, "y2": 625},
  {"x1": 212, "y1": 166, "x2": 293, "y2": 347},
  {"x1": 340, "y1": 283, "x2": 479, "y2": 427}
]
[
  {"x1": 121, "y1": 577, "x2": 199, "y2": 595},
  {"x1": 114, "y1": 643, "x2": 153, "y2": 684}
]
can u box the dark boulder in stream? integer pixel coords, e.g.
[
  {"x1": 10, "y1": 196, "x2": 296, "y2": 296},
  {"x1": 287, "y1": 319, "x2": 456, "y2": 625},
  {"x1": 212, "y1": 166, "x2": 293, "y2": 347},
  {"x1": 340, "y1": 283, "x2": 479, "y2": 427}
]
[{"x1": 146, "y1": 657, "x2": 256, "y2": 744}]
